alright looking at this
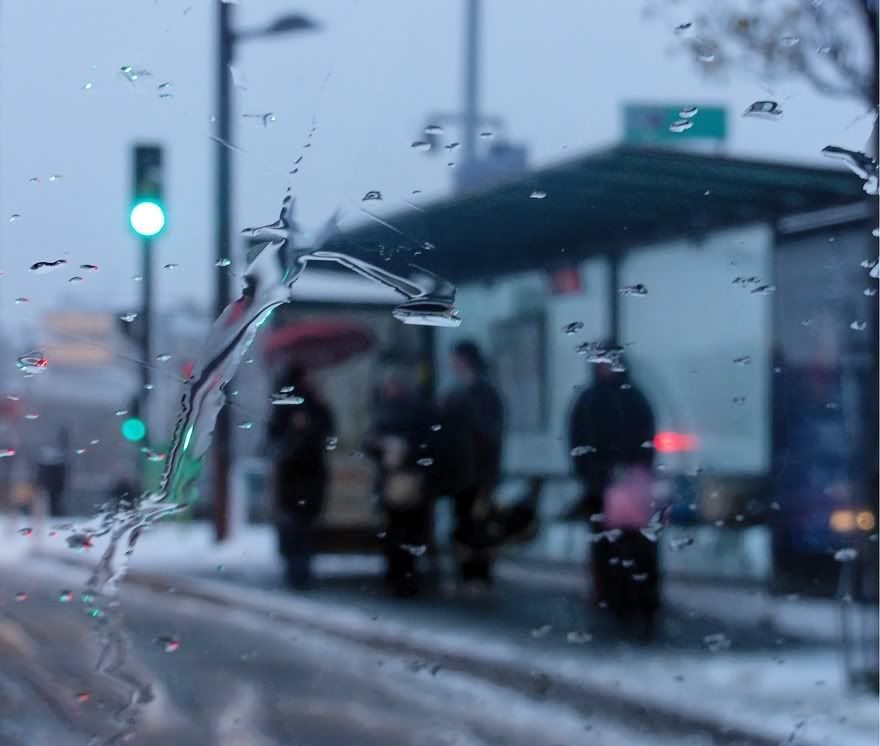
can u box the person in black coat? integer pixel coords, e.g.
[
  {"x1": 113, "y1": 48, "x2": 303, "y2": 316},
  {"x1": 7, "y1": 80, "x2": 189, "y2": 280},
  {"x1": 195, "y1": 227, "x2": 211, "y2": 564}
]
[
  {"x1": 568, "y1": 353, "x2": 658, "y2": 621},
  {"x1": 267, "y1": 362, "x2": 334, "y2": 588},
  {"x1": 441, "y1": 340, "x2": 504, "y2": 586},
  {"x1": 364, "y1": 363, "x2": 436, "y2": 596}
]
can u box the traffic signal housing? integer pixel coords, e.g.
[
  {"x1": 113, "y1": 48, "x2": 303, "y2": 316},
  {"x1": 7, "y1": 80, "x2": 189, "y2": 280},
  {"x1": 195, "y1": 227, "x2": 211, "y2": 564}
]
[{"x1": 129, "y1": 145, "x2": 165, "y2": 237}]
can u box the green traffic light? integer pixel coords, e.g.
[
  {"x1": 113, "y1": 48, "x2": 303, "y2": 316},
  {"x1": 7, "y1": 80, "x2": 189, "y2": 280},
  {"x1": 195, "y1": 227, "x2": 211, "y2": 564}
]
[
  {"x1": 121, "y1": 417, "x2": 146, "y2": 442},
  {"x1": 129, "y1": 199, "x2": 166, "y2": 237}
]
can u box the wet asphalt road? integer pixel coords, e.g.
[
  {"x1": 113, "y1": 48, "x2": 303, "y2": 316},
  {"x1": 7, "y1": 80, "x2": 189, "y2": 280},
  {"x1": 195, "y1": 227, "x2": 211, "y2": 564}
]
[{"x1": 0, "y1": 559, "x2": 731, "y2": 746}]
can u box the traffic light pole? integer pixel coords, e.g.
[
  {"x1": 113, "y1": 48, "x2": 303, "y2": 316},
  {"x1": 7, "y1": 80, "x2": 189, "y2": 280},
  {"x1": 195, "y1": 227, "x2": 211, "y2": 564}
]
[
  {"x1": 140, "y1": 237, "x2": 153, "y2": 416},
  {"x1": 212, "y1": 0, "x2": 234, "y2": 542}
]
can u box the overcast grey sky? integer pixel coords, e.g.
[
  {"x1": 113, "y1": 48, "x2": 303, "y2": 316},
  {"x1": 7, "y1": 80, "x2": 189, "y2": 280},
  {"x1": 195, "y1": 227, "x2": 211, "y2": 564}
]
[{"x1": 0, "y1": 0, "x2": 871, "y2": 340}]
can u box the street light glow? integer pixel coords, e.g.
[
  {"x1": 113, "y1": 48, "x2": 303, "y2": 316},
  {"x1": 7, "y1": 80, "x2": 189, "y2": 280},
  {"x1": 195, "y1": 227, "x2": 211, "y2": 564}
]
[{"x1": 129, "y1": 200, "x2": 166, "y2": 237}]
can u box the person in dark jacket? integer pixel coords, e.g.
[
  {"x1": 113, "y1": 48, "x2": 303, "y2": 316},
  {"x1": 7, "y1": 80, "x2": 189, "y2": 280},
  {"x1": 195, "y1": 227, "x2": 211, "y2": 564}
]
[
  {"x1": 441, "y1": 340, "x2": 504, "y2": 586},
  {"x1": 365, "y1": 363, "x2": 435, "y2": 596},
  {"x1": 267, "y1": 362, "x2": 334, "y2": 589},
  {"x1": 568, "y1": 352, "x2": 658, "y2": 622}
]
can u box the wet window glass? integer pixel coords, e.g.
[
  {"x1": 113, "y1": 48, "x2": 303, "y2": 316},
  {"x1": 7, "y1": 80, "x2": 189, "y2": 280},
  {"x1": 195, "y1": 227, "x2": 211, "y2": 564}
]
[{"x1": 0, "y1": 1, "x2": 876, "y2": 744}]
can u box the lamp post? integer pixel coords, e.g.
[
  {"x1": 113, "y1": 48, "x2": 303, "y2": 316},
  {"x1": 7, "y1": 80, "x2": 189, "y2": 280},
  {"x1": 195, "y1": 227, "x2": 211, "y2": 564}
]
[{"x1": 212, "y1": 7, "x2": 318, "y2": 542}]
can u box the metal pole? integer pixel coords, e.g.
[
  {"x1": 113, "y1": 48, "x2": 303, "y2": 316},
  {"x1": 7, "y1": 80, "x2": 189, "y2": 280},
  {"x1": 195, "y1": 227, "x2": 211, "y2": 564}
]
[
  {"x1": 462, "y1": 0, "x2": 480, "y2": 165},
  {"x1": 140, "y1": 237, "x2": 153, "y2": 480},
  {"x1": 213, "y1": 1, "x2": 233, "y2": 542},
  {"x1": 139, "y1": 238, "x2": 153, "y2": 422},
  {"x1": 608, "y1": 250, "x2": 620, "y2": 346}
]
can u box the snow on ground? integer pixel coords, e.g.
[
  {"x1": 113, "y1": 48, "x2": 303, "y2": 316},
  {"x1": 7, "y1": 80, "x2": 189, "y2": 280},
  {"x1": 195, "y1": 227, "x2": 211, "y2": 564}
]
[{"x1": 3, "y1": 517, "x2": 878, "y2": 746}]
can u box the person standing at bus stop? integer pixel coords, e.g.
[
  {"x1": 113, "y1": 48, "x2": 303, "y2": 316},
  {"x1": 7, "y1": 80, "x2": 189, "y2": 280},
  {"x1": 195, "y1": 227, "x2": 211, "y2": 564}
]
[
  {"x1": 568, "y1": 351, "x2": 657, "y2": 620},
  {"x1": 365, "y1": 362, "x2": 436, "y2": 597},
  {"x1": 267, "y1": 362, "x2": 334, "y2": 589},
  {"x1": 441, "y1": 340, "x2": 504, "y2": 587}
]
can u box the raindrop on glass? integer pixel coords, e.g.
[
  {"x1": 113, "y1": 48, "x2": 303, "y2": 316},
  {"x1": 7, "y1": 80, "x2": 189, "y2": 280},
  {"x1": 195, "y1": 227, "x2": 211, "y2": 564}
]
[
  {"x1": 163, "y1": 263, "x2": 178, "y2": 271},
  {"x1": 59, "y1": 590, "x2": 73, "y2": 603},
  {"x1": 0, "y1": 449, "x2": 15, "y2": 459},
  {"x1": 114, "y1": 409, "x2": 128, "y2": 417},
  {"x1": 529, "y1": 190, "x2": 547, "y2": 199},
  {"x1": 733, "y1": 356, "x2": 752, "y2": 366},
  {"x1": 410, "y1": 141, "x2": 431, "y2": 152},
  {"x1": 424, "y1": 124, "x2": 444, "y2": 135},
  {"x1": 669, "y1": 119, "x2": 693, "y2": 133},
  {"x1": 9, "y1": 214, "x2": 21, "y2": 223},
  {"x1": 679, "y1": 106, "x2": 698, "y2": 119},
  {"x1": 562, "y1": 321, "x2": 583, "y2": 335},
  {"x1": 619, "y1": 283, "x2": 648, "y2": 296},
  {"x1": 237, "y1": 421, "x2": 253, "y2": 430},
  {"x1": 24, "y1": 413, "x2": 39, "y2": 420},
  {"x1": 821, "y1": 146, "x2": 879, "y2": 195},
  {"x1": 703, "y1": 632, "x2": 731, "y2": 652},
  {"x1": 158, "y1": 635, "x2": 180, "y2": 653},
  {"x1": 29, "y1": 259, "x2": 67, "y2": 273},
  {"x1": 416, "y1": 457, "x2": 434, "y2": 467},
  {"x1": 400, "y1": 543, "x2": 426, "y2": 557},
  {"x1": 743, "y1": 101, "x2": 783, "y2": 120},
  {"x1": 669, "y1": 537, "x2": 694, "y2": 551},
  {"x1": 157, "y1": 81, "x2": 173, "y2": 98},
  {"x1": 531, "y1": 624, "x2": 552, "y2": 639},
  {"x1": 570, "y1": 445, "x2": 596, "y2": 456},
  {"x1": 566, "y1": 631, "x2": 592, "y2": 644},
  {"x1": 850, "y1": 321, "x2": 867, "y2": 331},
  {"x1": 15, "y1": 592, "x2": 26, "y2": 602},
  {"x1": 325, "y1": 435, "x2": 338, "y2": 451},
  {"x1": 271, "y1": 392, "x2": 305, "y2": 406},
  {"x1": 215, "y1": 257, "x2": 231, "y2": 268},
  {"x1": 80, "y1": 263, "x2": 98, "y2": 272},
  {"x1": 444, "y1": 142, "x2": 460, "y2": 151},
  {"x1": 834, "y1": 548, "x2": 857, "y2": 562},
  {"x1": 14, "y1": 297, "x2": 29, "y2": 305},
  {"x1": 479, "y1": 131, "x2": 494, "y2": 139},
  {"x1": 120, "y1": 312, "x2": 138, "y2": 323},
  {"x1": 362, "y1": 190, "x2": 382, "y2": 201},
  {"x1": 68, "y1": 276, "x2": 84, "y2": 284}
]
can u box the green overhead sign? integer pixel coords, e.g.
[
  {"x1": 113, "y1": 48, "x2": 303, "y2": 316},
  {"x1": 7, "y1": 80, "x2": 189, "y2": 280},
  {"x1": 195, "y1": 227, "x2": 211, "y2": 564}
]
[{"x1": 623, "y1": 104, "x2": 727, "y2": 144}]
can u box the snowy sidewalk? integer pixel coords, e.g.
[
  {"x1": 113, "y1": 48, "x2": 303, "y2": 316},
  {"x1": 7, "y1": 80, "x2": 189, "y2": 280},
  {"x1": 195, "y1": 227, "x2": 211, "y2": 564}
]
[{"x1": 5, "y1": 518, "x2": 879, "y2": 746}]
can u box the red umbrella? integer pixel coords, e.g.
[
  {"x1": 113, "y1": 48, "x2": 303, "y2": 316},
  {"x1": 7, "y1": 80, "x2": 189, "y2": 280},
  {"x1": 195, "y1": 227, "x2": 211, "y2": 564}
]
[{"x1": 263, "y1": 319, "x2": 375, "y2": 369}]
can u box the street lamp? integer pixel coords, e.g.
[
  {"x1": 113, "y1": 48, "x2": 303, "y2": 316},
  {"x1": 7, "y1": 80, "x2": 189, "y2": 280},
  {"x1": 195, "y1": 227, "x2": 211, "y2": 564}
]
[{"x1": 212, "y1": 6, "x2": 319, "y2": 542}]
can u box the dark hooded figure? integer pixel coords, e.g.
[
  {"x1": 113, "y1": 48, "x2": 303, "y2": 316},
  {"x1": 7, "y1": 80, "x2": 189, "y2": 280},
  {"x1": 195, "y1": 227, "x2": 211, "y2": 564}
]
[
  {"x1": 364, "y1": 362, "x2": 436, "y2": 596},
  {"x1": 440, "y1": 340, "x2": 504, "y2": 586},
  {"x1": 568, "y1": 352, "x2": 659, "y2": 627},
  {"x1": 267, "y1": 362, "x2": 334, "y2": 589}
]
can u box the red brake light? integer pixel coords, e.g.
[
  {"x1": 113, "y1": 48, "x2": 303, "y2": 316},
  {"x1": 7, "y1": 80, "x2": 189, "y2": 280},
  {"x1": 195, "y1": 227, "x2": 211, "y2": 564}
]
[{"x1": 654, "y1": 431, "x2": 699, "y2": 453}]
